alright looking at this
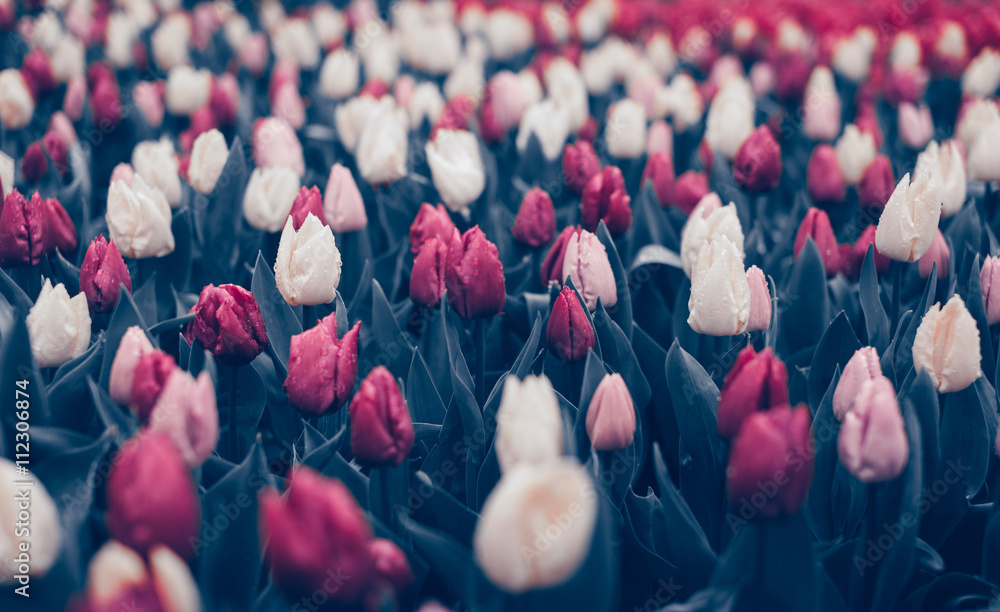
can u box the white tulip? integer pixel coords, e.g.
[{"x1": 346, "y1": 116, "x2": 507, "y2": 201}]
[
  {"x1": 544, "y1": 58, "x2": 588, "y2": 132},
  {"x1": 802, "y1": 66, "x2": 841, "y2": 141},
  {"x1": 605, "y1": 99, "x2": 647, "y2": 159},
  {"x1": 86, "y1": 541, "x2": 149, "y2": 607},
  {"x1": 576, "y1": 0, "x2": 612, "y2": 44},
  {"x1": 486, "y1": 9, "x2": 533, "y2": 60},
  {"x1": 474, "y1": 458, "x2": 597, "y2": 593},
  {"x1": 401, "y1": 21, "x2": 461, "y2": 75},
  {"x1": 957, "y1": 98, "x2": 1000, "y2": 151},
  {"x1": 835, "y1": 124, "x2": 877, "y2": 186},
  {"x1": 889, "y1": 31, "x2": 922, "y2": 69},
  {"x1": 272, "y1": 18, "x2": 320, "y2": 68},
  {"x1": 646, "y1": 32, "x2": 677, "y2": 78},
  {"x1": 105, "y1": 12, "x2": 138, "y2": 68},
  {"x1": 132, "y1": 138, "x2": 182, "y2": 207},
  {"x1": 776, "y1": 18, "x2": 809, "y2": 53},
  {"x1": 459, "y1": 4, "x2": 486, "y2": 36},
  {"x1": 665, "y1": 73, "x2": 703, "y2": 132},
  {"x1": 149, "y1": 545, "x2": 203, "y2": 612},
  {"x1": 165, "y1": 66, "x2": 212, "y2": 116},
  {"x1": 319, "y1": 48, "x2": 359, "y2": 100},
  {"x1": 913, "y1": 294, "x2": 982, "y2": 393},
  {"x1": 443, "y1": 58, "x2": 485, "y2": 102},
  {"x1": 224, "y1": 13, "x2": 251, "y2": 51},
  {"x1": 935, "y1": 22, "x2": 967, "y2": 66},
  {"x1": 0, "y1": 150, "x2": 13, "y2": 201},
  {"x1": 875, "y1": 171, "x2": 941, "y2": 262},
  {"x1": 680, "y1": 193, "x2": 744, "y2": 277},
  {"x1": 0, "y1": 69, "x2": 35, "y2": 130},
  {"x1": 495, "y1": 375, "x2": 564, "y2": 473},
  {"x1": 151, "y1": 11, "x2": 191, "y2": 70},
  {"x1": 517, "y1": 69, "x2": 543, "y2": 107},
  {"x1": 356, "y1": 104, "x2": 408, "y2": 185},
  {"x1": 426, "y1": 129, "x2": 485, "y2": 215},
  {"x1": 832, "y1": 27, "x2": 876, "y2": 83},
  {"x1": 107, "y1": 174, "x2": 175, "y2": 258},
  {"x1": 27, "y1": 279, "x2": 91, "y2": 367},
  {"x1": 704, "y1": 77, "x2": 755, "y2": 159},
  {"x1": 274, "y1": 214, "x2": 341, "y2": 306},
  {"x1": 581, "y1": 42, "x2": 618, "y2": 95},
  {"x1": 188, "y1": 129, "x2": 229, "y2": 194},
  {"x1": 967, "y1": 118, "x2": 1000, "y2": 182},
  {"x1": 516, "y1": 100, "x2": 571, "y2": 161},
  {"x1": 961, "y1": 48, "x2": 1000, "y2": 98},
  {"x1": 243, "y1": 166, "x2": 300, "y2": 232},
  {"x1": 51, "y1": 36, "x2": 86, "y2": 82},
  {"x1": 358, "y1": 26, "x2": 399, "y2": 84},
  {"x1": 336, "y1": 94, "x2": 395, "y2": 153},
  {"x1": 915, "y1": 140, "x2": 966, "y2": 217},
  {"x1": 312, "y1": 4, "x2": 347, "y2": 49},
  {"x1": 0, "y1": 460, "x2": 60, "y2": 585},
  {"x1": 688, "y1": 236, "x2": 751, "y2": 336},
  {"x1": 408, "y1": 82, "x2": 445, "y2": 129},
  {"x1": 31, "y1": 11, "x2": 64, "y2": 52}
]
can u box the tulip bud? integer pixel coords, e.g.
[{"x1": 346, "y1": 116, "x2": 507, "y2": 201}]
[
  {"x1": 832, "y1": 346, "x2": 882, "y2": 421},
  {"x1": 688, "y1": 236, "x2": 751, "y2": 337},
  {"x1": 641, "y1": 152, "x2": 675, "y2": 207},
  {"x1": 843, "y1": 226, "x2": 890, "y2": 279},
  {"x1": 898, "y1": 102, "x2": 934, "y2": 149},
  {"x1": 912, "y1": 295, "x2": 982, "y2": 393},
  {"x1": 22, "y1": 141, "x2": 49, "y2": 184},
  {"x1": 129, "y1": 349, "x2": 175, "y2": 422},
  {"x1": 349, "y1": 366, "x2": 414, "y2": 467},
  {"x1": 672, "y1": 170, "x2": 709, "y2": 215},
  {"x1": 367, "y1": 538, "x2": 414, "y2": 599},
  {"x1": 324, "y1": 164, "x2": 367, "y2": 233},
  {"x1": 645, "y1": 120, "x2": 672, "y2": 157},
  {"x1": 680, "y1": 193, "x2": 744, "y2": 277},
  {"x1": 794, "y1": 208, "x2": 843, "y2": 276},
  {"x1": 512, "y1": 188, "x2": 556, "y2": 248},
  {"x1": 0, "y1": 69, "x2": 35, "y2": 129},
  {"x1": 562, "y1": 229, "x2": 617, "y2": 311},
  {"x1": 427, "y1": 128, "x2": 485, "y2": 215},
  {"x1": 106, "y1": 432, "x2": 200, "y2": 559},
  {"x1": 357, "y1": 103, "x2": 408, "y2": 186},
  {"x1": 260, "y1": 467, "x2": 374, "y2": 602},
  {"x1": 0, "y1": 190, "x2": 47, "y2": 267},
  {"x1": 42, "y1": 196, "x2": 77, "y2": 254},
  {"x1": 210, "y1": 73, "x2": 239, "y2": 127},
  {"x1": 961, "y1": 47, "x2": 1000, "y2": 97},
  {"x1": 604, "y1": 99, "x2": 647, "y2": 159},
  {"x1": 704, "y1": 77, "x2": 755, "y2": 160},
  {"x1": 109, "y1": 326, "x2": 154, "y2": 405},
  {"x1": 495, "y1": 374, "x2": 564, "y2": 473},
  {"x1": 243, "y1": 167, "x2": 301, "y2": 233},
  {"x1": 22, "y1": 48, "x2": 56, "y2": 97},
  {"x1": 80, "y1": 235, "x2": 131, "y2": 314},
  {"x1": 967, "y1": 116, "x2": 1000, "y2": 183},
  {"x1": 838, "y1": 377, "x2": 909, "y2": 482},
  {"x1": 148, "y1": 370, "x2": 219, "y2": 468},
  {"x1": 540, "y1": 226, "x2": 579, "y2": 284},
  {"x1": 284, "y1": 314, "x2": 359, "y2": 416},
  {"x1": 517, "y1": 100, "x2": 572, "y2": 161},
  {"x1": 746, "y1": 265, "x2": 771, "y2": 332},
  {"x1": 859, "y1": 154, "x2": 896, "y2": 210},
  {"x1": 26, "y1": 279, "x2": 91, "y2": 368},
  {"x1": 288, "y1": 186, "x2": 325, "y2": 231},
  {"x1": 727, "y1": 404, "x2": 813, "y2": 517},
  {"x1": 133, "y1": 138, "x2": 182, "y2": 208},
  {"x1": 134, "y1": 80, "x2": 165, "y2": 128},
  {"x1": 433, "y1": 95, "x2": 476, "y2": 136},
  {"x1": 474, "y1": 458, "x2": 596, "y2": 593},
  {"x1": 918, "y1": 140, "x2": 966, "y2": 218},
  {"x1": 186, "y1": 284, "x2": 269, "y2": 366},
  {"x1": 802, "y1": 66, "x2": 841, "y2": 141},
  {"x1": 733, "y1": 125, "x2": 782, "y2": 193},
  {"x1": 562, "y1": 141, "x2": 602, "y2": 194},
  {"x1": 253, "y1": 117, "x2": 305, "y2": 177},
  {"x1": 107, "y1": 175, "x2": 175, "y2": 259},
  {"x1": 547, "y1": 285, "x2": 595, "y2": 362},
  {"x1": 807, "y1": 144, "x2": 847, "y2": 205},
  {"x1": 917, "y1": 230, "x2": 949, "y2": 279},
  {"x1": 875, "y1": 171, "x2": 941, "y2": 263},
  {"x1": 585, "y1": 373, "x2": 636, "y2": 451},
  {"x1": 187, "y1": 129, "x2": 228, "y2": 194},
  {"x1": 407, "y1": 82, "x2": 445, "y2": 129},
  {"x1": 444, "y1": 227, "x2": 506, "y2": 319},
  {"x1": 581, "y1": 166, "x2": 631, "y2": 237},
  {"x1": 320, "y1": 48, "x2": 360, "y2": 100},
  {"x1": 274, "y1": 214, "x2": 342, "y2": 307},
  {"x1": 410, "y1": 203, "x2": 455, "y2": 255},
  {"x1": 165, "y1": 66, "x2": 211, "y2": 117},
  {"x1": 410, "y1": 237, "x2": 449, "y2": 307},
  {"x1": 0, "y1": 460, "x2": 60, "y2": 585},
  {"x1": 982, "y1": 256, "x2": 1000, "y2": 325},
  {"x1": 90, "y1": 74, "x2": 123, "y2": 128},
  {"x1": 717, "y1": 346, "x2": 788, "y2": 438}
]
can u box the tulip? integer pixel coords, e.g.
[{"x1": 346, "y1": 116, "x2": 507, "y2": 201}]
[
  {"x1": 79, "y1": 235, "x2": 131, "y2": 314},
  {"x1": 680, "y1": 193, "x2": 744, "y2": 277},
  {"x1": 541, "y1": 226, "x2": 581, "y2": 285},
  {"x1": 0, "y1": 150, "x2": 11, "y2": 201},
  {"x1": 357, "y1": 103, "x2": 408, "y2": 186},
  {"x1": 487, "y1": 71, "x2": 528, "y2": 129},
  {"x1": 84, "y1": 541, "x2": 150, "y2": 609},
  {"x1": 805, "y1": 144, "x2": 847, "y2": 206},
  {"x1": 61, "y1": 74, "x2": 84, "y2": 121},
  {"x1": 129, "y1": 349, "x2": 175, "y2": 422},
  {"x1": 106, "y1": 432, "x2": 200, "y2": 559},
  {"x1": 516, "y1": 100, "x2": 571, "y2": 161},
  {"x1": 187, "y1": 129, "x2": 228, "y2": 194},
  {"x1": 287, "y1": 186, "x2": 325, "y2": 231},
  {"x1": 0, "y1": 69, "x2": 35, "y2": 129},
  {"x1": 832, "y1": 346, "x2": 883, "y2": 421},
  {"x1": 704, "y1": 77, "x2": 755, "y2": 160},
  {"x1": 26, "y1": 279, "x2": 91, "y2": 368},
  {"x1": 410, "y1": 237, "x2": 449, "y2": 308},
  {"x1": 165, "y1": 66, "x2": 211, "y2": 117},
  {"x1": 967, "y1": 117, "x2": 1000, "y2": 182},
  {"x1": 274, "y1": 214, "x2": 342, "y2": 307},
  {"x1": 562, "y1": 229, "x2": 617, "y2": 311},
  {"x1": 604, "y1": 99, "x2": 647, "y2": 159},
  {"x1": 209, "y1": 74, "x2": 239, "y2": 127},
  {"x1": 243, "y1": 167, "x2": 301, "y2": 233},
  {"x1": 898, "y1": 102, "x2": 934, "y2": 149},
  {"x1": 833, "y1": 125, "x2": 876, "y2": 187},
  {"x1": 0, "y1": 190, "x2": 47, "y2": 267},
  {"x1": 21, "y1": 142, "x2": 48, "y2": 183},
  {"x1": 134, "y1": 80, "x2": 165, "y2": 128},
  {"x1": 844, "y1": 226, "x2": 891, "y2": 279},
  {"x1": 717, "y1": 346, "x2": 788, "y2": 438},
  {"x1": 132, "y1": 138, "x2": 182, "y2": 208},
  {"x1": 746, "y1": 265, "x2": 771, "y2": 332},
  {"x1": 794, "y1": 208, "x2": 843, "y2": 276},
  {"x1": 962, "y1": 47, "x2": 1000, "y2": 97},
  {"x1": 912, "y1": 295, "x2": 982, "y2": 393},
  {"x1": 407, "y1": 82, "x2": 445, "y2": 129},
  {"x1": 642, "y1": 152, "x2": 675, "y2": 207},
  {"x1": 859, "y1": 155, "x2": 896, "y2": 210},
  {"x1": 324, "y1": 164, "x2": 367, "y2": 233},
  {"x1": 444, "y1": 227, "x2": 506, "y2": 319},
  {"x1": 581, "y1": 166, "x2": 632, "y2": 238},
  {"x1": 832, "y1": 28, "x2": 876, "y2": 82},
  {"x1": 586, "y1": 373, "x2": 636, "y2": 451},
  {"x1": 512, "y1": 188, "x2": 556, "y2": 248},
  {"x1": 875, "y1": 171, "x2": 941, "y2": 263},
  {"x1": 547, "y1": 285, "x2": 595, "y2": 362},
  {"x1": 42, "y1": 196, "x2": 77, "y2": 255},
  {"x1": 801, "y1": 66, "x2": 841, "y2": 141},
  {"x1": 186, "y1": 284, "x2": 269, "y2": 366},
  {"x1": 917, "y1": 141, "x2": 966, "y2": 218},
  {"x1": 917, "y1": 230, "x2": 949, "y2": 280},
  {"x1": 981, "y1": 256, "x2": 1000, "y2": 325},
  {"x1": 272, "y1": 19, "x2": 321, "y2": 68},
  {"x1": 562, "y1": 141, "x2": 602, "y2": 194},
  {"x1": 727, "y1": 404, "x2": 813, "y2": 517},
  {"x1": 349, "y1": 366, "x2": 414, "y2": 467},
  {"x1": 147, "y1": 545, "x2": 203, "y2": 612},
  {"x1": 956, "y1": 98, "x2": 1000, "y2": 152},
  {"x1": 107, "y1": 175, "x2": 175, "y2": 259},
  {"x1": 645, "y1": 120, "x2": 672, "y2": 157},
  {"x1": 474, "y1": 458, "x2": 597, "y2": 593},
  {"x1": 410, "y1": 203, "x2": 455, "y2": 255},
  {"x1": 495, "y1": 374, "x2": 564, "y2": 473},
  {"x1": 672, "y1": 171, "x2": 709, "y2": 215},
  {"x1": 426, "y1": 128, "x2": 485, "y2": 215},
  {"x1": 151, "y1": 13, "x2": 191, "y2": 70},
  {"x1": 733, "y1": 125, "x2": 782, "y2": 193},
  {"x1": 838, "y1": 377, "x2": 909, "y2": 482},
  {"x1": 433, "y1": 96, "x2": 476, "y2": 136},
  {"x1": 367, "y1": 538, "x2": 414, "y2": 601},
  {"x1": 688, "y1": 236, "x2": 751, "y2": 337},
  {"x1": 284, "y1": 314, "x2": 360, "y2": 416},
  {"x1": 109, "y1": 326, "x2": 154, "y2": 405},
  {"x1": 148, "y1": 370, "x2": 219, "y2": 468},
  {"x1": 259, "y1": 467, "x2": 374, "y2": 602},
  {"x1": 320, "y1": 48, "x2": 359, "y2": 100},
  {"x1": 253, "y1": 117, "x2": 305, "y2": 177},
  {"x1": 21, "y1": 48, "x2": 56, "y2": 97},
  {"x1": 0, "y1": 460, "x2": 60, "y2": 585}
]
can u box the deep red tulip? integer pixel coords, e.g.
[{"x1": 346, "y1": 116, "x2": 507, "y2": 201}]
[
  {"x1": 858, "y1": 154, "x2": 895, "y2": 210},
  {"x1": 185, "y1": 284, "x2": 269, "y2": 366},
  {"x1": 43, "y1": 197, "x2": 77, "y2": 253},
  {"x1": 733, "y1": 125, "x2": 782, "y2": 193},
  {"x1": 80, "y1": 235, "x2": 131, "y2": 313},
  {"x1": 807, "y1": 144, "x2": 846, "y2": 206},
  {"x1": 642, "y1": 152, "x2": 675, "y2": 207},
  {"x1": 672, "y1": 171, "x2": 709, "y2": 216},
  {"x1": 21, "y1": 48, "x2": 56, "y2": 98},
  {"x1": 444, "y1": 227, "x2": 505, "y2": 319},
  {"x1": 546, "y1": 285, "x2": 594, "y2": 362},
  {"x1": 410, "y1": 236, "x2": 448, "y2": 307},
  {"x1": 349, "y1": 366, "x2": 414, "y2": 466},
  {"x1": 22, "y1": 141, "x2": 49, "y2": 183},
  {"x1": 288, "y1": 185, "x2": 326, "y2": 230},
  {"x1": 409, "y1": 202, "x2": 455, "y2": 255},
  {"x1": 562, "y1": 141, "x2": 601, "y2": 194},
  {"x1": 716, "y1": 346, "x2": 789, "y2": 439},
  {"x1": 843, "y1": 226, "x2": 890, "y2": 280},
  {"x1": 284, "y1": 314, "x2": 360, "y2": 416},
  {"x1": 540, "y1": 226, "x2": 581, "y2": 284},
  {"x1": 511, "y1": 187, "x2": 556, "y2": 248},
  {"x1": 794, "y1": 208, "x2": 843, "y2": 276},
  {"x1": 581, "y1": 166, "x2": 631, "y2": 238},
  {"x1": 0, "y1": 190, "x2": 47, "y2": 267}
]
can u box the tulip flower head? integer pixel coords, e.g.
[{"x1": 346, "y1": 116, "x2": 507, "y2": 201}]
[
  {"x1": 324, "y1": 164, "x2": 368, "y2": 233},
  {"x1": 745, "y1": 266, "x2": 772, "y2": 332},
  {"x1": 981, "y1": 256, "x2": 1000, "y2": 326},
  {"x1": 837, "y1": 377, "x2": 909, "y2": 482},
  {"x1": 0, "y1": 189, "x2": 48, "y2": 267},
  {"x1": 581, "y1": 166, "x2": 632, "y2": 238},
  {"x1": 426, "y1": 128, "x2": 485, "y2": 215},
  {"x1": 562, "y1": 141, "x2": 602, "y2": 194},
  {"x1": 0, "y1": 460, "x2": 60, "y2": 585},
  {"x1": 80, "y1": 235, "x2": 132, "y2": 313},
  {"x1": 874, "y1": 171, "x2": 941, "y2": 263},
  {"x1": 808, "y1": 144, "x2": 847, "y2": 205},
  {"x1": 284, "y1": 314, "x2": 360, "y2": 416},
  {"x1": 496, "y1": 374, "x2": 564, "y2": 472},
  {"x1": 26, "y1": 279, "x2": 92, "y2": 368},
  {"x1": 109, "y1": 326, "x2": 155, "y2": 406},
  {"x1": 733, "y1": 125, "x2": 782, "y2": 193},
  {"x1": 244, "y1": 166, "x2": 301, "y2": 233},
  {"x1": 410, "y1": 202, "x2": 456, "y2": 255},
  {"x1": 511, "y1": 187, "x2": 556, "y2": 248},
  {"x1": 349, "y1": 366, "x2": 414, "y2": 466},
  {"x1": 688, "y1": 236, "x2": 751, "y2": 336},
  {"x1": 107, "y1": 174, "x2": 175, "y2": 259},
  {"x1": 186, "y1": 283, "x2": 269, "y2": 366},
  {"x1": 794, "y1": 208, "x2": 843, "y2": 276},
  {"x1": 444, "y1": 226, "x2": 506, "y2": 319},
  {"x1": 680, "y1": 193, "x2": 744, "y2": 278},
  {"x1": 147, "y1": 369, "x2": 219, "y2": 468},
  {"x1": 912, "y1": 294, "x2": 982, "y2": 393},
  {"x1": 586, "y1": 373, "x2": 636, "y2": 451},
  {"x1": 832, "y1": 347, "x2": 882, "y2": 421},
  {"x1": 562, "y1": 229, "x2": 617, "y2": 311},
  {"x1": 717, "y1": 346, "x2": 789, "y2": 438}
]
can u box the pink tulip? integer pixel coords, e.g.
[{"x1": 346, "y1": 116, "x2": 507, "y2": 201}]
[
  {"x1": 837, "y1": 377, "x2": 909, "y2": 482},
  {"x1": 349, "y1": 366, "x2": 414, "y2": 466},
  {"x1": 585, "y1": 373, "x2": 636, "y2": 451},
  {"x1": 833, "y1": 347, "x2": 882, "y2": 421},
  {"x1": 148, "y1": 370, "x2": 219, "y2": 468}
]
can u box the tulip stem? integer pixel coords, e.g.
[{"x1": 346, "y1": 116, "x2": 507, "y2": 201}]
[
  {"x1": 229, "y1": 366, "x2": 239, "y2": 461},
  {"x1": 891, "y1": 263, "x2": 902, "y2": 332},
  {"x1": 475, "y1": 319, "x2": 486, "y2": 406}
]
